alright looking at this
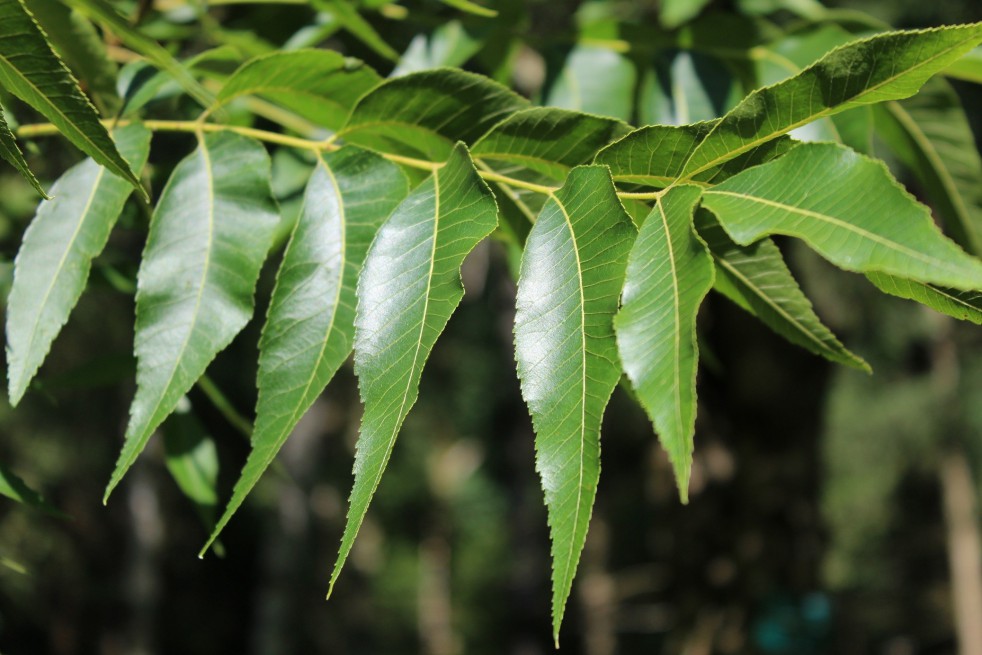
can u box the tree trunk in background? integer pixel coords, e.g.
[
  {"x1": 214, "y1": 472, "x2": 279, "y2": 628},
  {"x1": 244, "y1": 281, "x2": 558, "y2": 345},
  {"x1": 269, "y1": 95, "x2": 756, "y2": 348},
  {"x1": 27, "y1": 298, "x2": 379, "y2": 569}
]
[
  {"x1": 940, "y1": 449, "x2": 982, "y2": 655},
  {"x1": 124, "y1": 461, "x2": 163, "y2": 655}
]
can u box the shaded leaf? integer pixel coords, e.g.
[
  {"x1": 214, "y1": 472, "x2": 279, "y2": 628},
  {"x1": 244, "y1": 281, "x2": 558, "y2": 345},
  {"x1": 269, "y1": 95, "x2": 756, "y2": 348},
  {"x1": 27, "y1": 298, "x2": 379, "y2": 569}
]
[
  {"x1": 24, "y1": 0, "x2": 119, "y2": 114},
  {"x1": 701, "y1": 142, "x2": 982, "y2": 290},
  {"x1": 544, "y1": 45, "x2": 636, "y2": 122},
  {"x1": 0, "y1": 0, "x2": 141, "y2": 192},
  {"x1": 944, "y1": 45, "x2": 982, "y2": 83},
  {"x1": 640, "y1": 50, "x2": 742, "y2": 126},
  {"x1": 660, "y1": 0, "x2": 713, "y2": 29},
  {"x1": 215, "y1": 49, "x2": 381, "y2": 130},
  {"x1": 514, "y1": 166, "x2": 636, "y2": 643},
  {"x1": 330, "y1": 143, "x2": 497, "y2": 592},
  {"x1": 392, "y1": 20, "x2": 484, "y2": 76},
  {"x1": 874, "y1": 78, "x2": 982, "y2": 256},
  {"x1": 311, "y1": 0, "x2": 399, "y2": 62},
  {"x1": 64, "y1": 0, "x2": 213, "y2": 108},
  {"x1": 694, "y1": 208, "x2": 868, "y2": 371},
  {"x1": 681, "y1": 24, "x2": 982, "y2": 180},
  {"x1": 202, "y1": 147, "x2": 407, "y2": 554},
  {"x1": 105, "y1": 131, "x2": 279, "y2": 501},
  {"x1": 615, "y1": 185, "x2": 713, "y2": 501},
  {"x1": 866, "y1": 273, "x2": 982, "y2": 325},
  {"x1": 0, "y1": 462, "x2": 65, "y2": 517},
  {"x1": 6, "y1": 124, "x2": 150, "y2": 406},
  {"x1": 0, "y1": 105, "x2": 45, "y2": 196},
  {"x1": 339, "y1": 68, "x2": 528, "y2": 160}
]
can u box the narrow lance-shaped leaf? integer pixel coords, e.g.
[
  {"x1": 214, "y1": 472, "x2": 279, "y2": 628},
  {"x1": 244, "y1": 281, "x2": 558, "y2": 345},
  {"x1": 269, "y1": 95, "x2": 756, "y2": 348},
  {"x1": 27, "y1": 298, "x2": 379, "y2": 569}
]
[
  {"x1": 874, "y1": 78, "x2": 982, "y2": 256},
  {"x1": 694, "y1": 208, "x2": 868, "y2": 371},
  {"x1": 680, "y1": 23, "x2": 982, "y2": 180},
  {"x1": 105, "y1": 131, "x2": 279, "y2": 502},
  {"x1": 330, "y1": 143, "x2": 497, "y2": 593},
  {"x1": 437, "y1": 0, "x2": 497, "y2": 18},
  {"x1": 615, "y1": 185, "x2": 713, "y2": 502},
  {"x1": 0, "y1": 105, "x2": 45, "y2": 196},
  {"x1": 0, "y1": 0, "x2": 141, "y2": 192},
  {"x1": 214, "y1": 50, "x2": 381, "y2": 131},
  {"x1": 201, "y1": 147, "x2": 408, "y2": 555},
  {"x1": 866, "y1": 273, "x2": 982, "y2": 325},
  {"x1": 311, "y1": 0, "x2": 399, "y2": 62},
  {"x1": 701, "y1": 142, "x2": 982, "y2": 290},
  {"x1": 6, "y1": 124, "x2": 151, "y2": 406},
  {"x1": 0, "y1": 462, "x2": 65, "y2": 517},
  {"x1": 514, "y1": 166, "x2": 636, "y2": 644}
]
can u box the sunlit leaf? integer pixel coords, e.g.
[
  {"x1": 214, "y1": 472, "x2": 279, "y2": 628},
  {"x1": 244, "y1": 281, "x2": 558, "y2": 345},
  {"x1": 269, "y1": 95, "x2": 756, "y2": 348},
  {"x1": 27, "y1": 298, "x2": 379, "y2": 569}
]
[
  {"x1": 6, "y1": 124, "x2": 151, "y2": 405},
  {"x1": 330, "y1": 143, "x2": 497, "y2": 593},
  {"x1": 544, "y1": 45, "x2": 635, "y2": 122},
  {"x1": 640, "y1": 50, "x2": 742, "y2": 126},
  {"x1": 615, "y1": 185, "x2": 713, "y2": 501},
  {"x1": 105, "y1": 131, "x2": 279, "y2": 501},
  {"x1": 437, "y1": 0, "x2": 497, "y2": 18},
  {"x1": 202, "y1": 147, "x2": 408, "y2": 555},
  {"x1": 694, "y1": 208, "x2": 868, "y2": 371},
  {"x1": 659, "y1": 0, "x2": 712, "y2": 29},
  {"x1": 0, "y1": 0, "x2": 141, "y2": 192},
  {"x1": 681, "y1": 24, "x2": 982, "y2": 180},
  {"x1": 514, "y1": 166, "x2": 636, "y2": 643},
  {"x1": 701, "y1": 142, "x2": 982, "y2": 290}
]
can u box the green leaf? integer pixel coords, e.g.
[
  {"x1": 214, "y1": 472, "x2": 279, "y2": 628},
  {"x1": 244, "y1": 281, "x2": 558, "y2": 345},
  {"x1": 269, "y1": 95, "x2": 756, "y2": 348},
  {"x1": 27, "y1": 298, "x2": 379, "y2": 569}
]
[
  {"x1": 701, "y1": 142, "x2": 982, "y2": 290},
  {"x1": 105, "y1": 131, "x2": 279, "y2": 501},
  {"x1": 0, "y1": 462, "x2": 65, "y2": 517},
  {"x1": 660, "y1": 0, "x2": 713, "y2": 29},
  {"x1": 866, "y1": 273, "x2": 982, "y2": 325},
  {"x1": 614, "y1": 185, "x2": 713, "y2": 502},
  {"x1": 944, "y1": 45, "x2": 982, "y2": 83},
  {"x1": 874, "y1": 78, "x2": 982, "y2": 257},
  {"x1": 544, "y1": 45, "x2": 636, "y2": 122},
  {"x1": 0, "y1": 105, "x2": 45, "y2": 196},
  {"x1": 201, "y1": 146, "x2": 408, "y2": 555},
  {"x1": 595, "y1": 121, "x2": 794, "y2": 188},
  {"x1": 329, "y1": 143, "x2": 497, "y2": 593},
  {"x1": 215, "y1": 50, "x2": 381, "y2": 130},
  {"x1": 680, "y1": 23, "x2": 982, "y2": 180},
  {"x1": 0, "y1": 0, "x2": 141, "y2": 193},
  {"x1": 24, "y1": 0, "x2": 120, "y2": 115},
  {"x1": 6, "y1": 124, "x2": 150, "y2": 406},
  {"x1": 640, "y1": 50, "x2": 742, "y2": 126},
  {"x1": 311, "y1": 0, "x2": 399, "y2": 62},
  {"x1": 694, "y1": 208, "x2": 868, "y2": 371},
  {"x1": 339, "y1": 68, "x2": 528, "y2": 161},
  {"x1": 392, "y1": 20, "x2": 484, "y2": 76},
  {"x1": 513, "y1": 166, "x2": 636, "y2": 643},
  {"x1": 64, "y1": 0, "x2": 214, "y2": 108},
  {"x1": 437, "y1": 0, "x2": 497, "y2": 17}
]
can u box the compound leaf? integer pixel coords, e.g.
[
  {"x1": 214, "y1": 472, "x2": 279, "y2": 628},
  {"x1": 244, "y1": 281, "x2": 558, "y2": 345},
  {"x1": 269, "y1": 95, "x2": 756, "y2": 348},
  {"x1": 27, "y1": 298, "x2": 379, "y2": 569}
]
[
  {"x1": 694, "y1": 208, "x2": 868, "y2": 371},
  {"x1": 6, "y1": 124, "x2": 150, "y2": 406},
  {"x1": 330, "y1": 143, "x2": 497, "y2": 593},
  {"x1": 614, "y1": 185, "x2": 713, "y2": 503},
  {"x1": 681, "y1": 23, "x2": 982, "y2": 180},
  {"x1": 106, "y1": 131, "x2": 279, "y2": 501},
  {"x1": 0, "y1": 0, "x2": 141, "y2": 192},
  {"x1": 514, "y1": 166, "x2": 636, "y2": 643},
  {"x1": 702, "y1": 142, "x2": 982, "y2": 290},
  {"x1": 202, "y1": 147, "x2": 407, "y2": 555}
]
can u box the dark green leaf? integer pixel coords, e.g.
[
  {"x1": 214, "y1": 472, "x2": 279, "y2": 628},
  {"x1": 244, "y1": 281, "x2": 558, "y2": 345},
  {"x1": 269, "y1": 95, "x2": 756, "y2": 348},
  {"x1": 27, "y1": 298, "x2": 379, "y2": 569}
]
[
  {"x1": 202, "y1": 147, "x2": 407, "y2": 555},
  {"x1": 6, "y1": 124, "x2": 150, "y2": 406},
  {"x1": 615, "y1": 185, "x2": 713, "y2": 501},
  {"x1": 701, "y1": 142, "x2": 982, "y2": 289},
  {"x1": 339, "y1": 68, "x2": 528, "y2": 161},
  {"x1": 681, "y1": 24, "x2": 982, "y2": 180},
  {"x1": 866, "y1": 273, "x2": 982, "y2": 324},
  {"x1": 0, "y1": 462, "x2": 65, "y2": 517},
  {"x1": 0, "y1": 105, "x2": 45, "y2": 196},
  {"x1": 694, "y1": 208, "x2": 868, "y2": 371},
  {"x1": 105, "y1": 131, "x2": 279, "y2": 501},
  {"x1": 0, "y1": 0, "x2": 141, "y2": 192},
  {"x1": 514, "y1": 166, "x2": 636, "y2": 643},
  {"x1": 215, "y1": 49, "x2": 381, "y2": 130},
  {"x1": 311, "y1": 0, "x2": 399, "y2": 62},
  {"x1": 330, "y1": 143, "x2": 497, "y2": 593}
]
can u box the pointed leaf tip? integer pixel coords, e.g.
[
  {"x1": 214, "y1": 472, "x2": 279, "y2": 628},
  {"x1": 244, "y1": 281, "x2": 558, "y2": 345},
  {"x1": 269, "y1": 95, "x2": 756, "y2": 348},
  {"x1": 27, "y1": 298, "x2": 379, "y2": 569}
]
[
  {"x1": 515, "y1": 166, "x2": 636, "y2": 638},
  {"x1": 329, "y1": 143, "x2": 497, "y2": 591}
]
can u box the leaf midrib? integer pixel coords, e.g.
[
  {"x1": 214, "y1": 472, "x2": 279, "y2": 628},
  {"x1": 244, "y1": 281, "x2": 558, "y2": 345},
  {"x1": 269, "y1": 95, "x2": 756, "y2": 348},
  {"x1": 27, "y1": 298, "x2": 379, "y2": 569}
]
[{"x1": 654, "y1": 197, "x2": 685, "y2": 443}]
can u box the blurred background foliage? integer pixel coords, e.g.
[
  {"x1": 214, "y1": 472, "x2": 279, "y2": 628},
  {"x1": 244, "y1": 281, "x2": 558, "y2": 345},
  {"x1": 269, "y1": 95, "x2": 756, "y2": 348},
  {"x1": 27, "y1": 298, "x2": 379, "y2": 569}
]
[{"x1": 1, "y1": 0, "x2": 982, "y2": 653}]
